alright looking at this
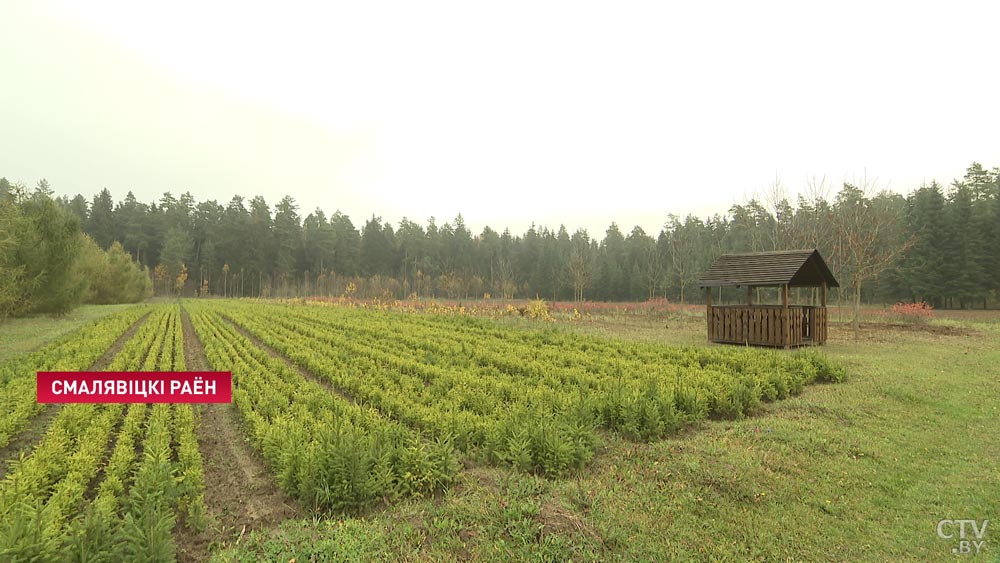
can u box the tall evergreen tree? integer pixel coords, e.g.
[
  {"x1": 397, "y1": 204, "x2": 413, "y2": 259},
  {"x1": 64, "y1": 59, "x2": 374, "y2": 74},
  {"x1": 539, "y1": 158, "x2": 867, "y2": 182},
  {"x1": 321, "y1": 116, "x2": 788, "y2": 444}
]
[
  {"x1": 247, "y1": 196, "x2": 276, "y2": 292},
  {"x1": 329, "y1": 211, "x2": 360, "y2": 276},
  {"x1": 360, "y1": 216, "x2": 393, "y2": 277},
  {"x1": 901, "y1": 183, "x2": 949, "y2": 306},
  {"x1": 273, "y1": 196, "x2": 302, "y2": 281},
  {"x1": 13, "y1": 196, "x2": 87, "y2": 314},
  {"x1": 945, "y1": 184, "x2": 983, "y2": 307},
  {"x1": 65, "y1": 194, "x2": 89, "y2": 228},
  {"x1": 301, "y1": 208, "x2": 335, "y2": 275},
  {"x1": 87, "y1": 188, "x2": 116, "y2": 249}
]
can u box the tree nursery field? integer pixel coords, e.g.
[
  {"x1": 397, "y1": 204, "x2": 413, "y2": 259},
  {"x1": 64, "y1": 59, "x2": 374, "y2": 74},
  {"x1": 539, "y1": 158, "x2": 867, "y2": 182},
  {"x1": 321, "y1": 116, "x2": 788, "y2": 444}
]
[
  {"x1": 0, "y1": 300, "x2": 997, "y2": 562},
  {"x1": 5, "y1": 5, "x2": 1000, "y2": 561}
]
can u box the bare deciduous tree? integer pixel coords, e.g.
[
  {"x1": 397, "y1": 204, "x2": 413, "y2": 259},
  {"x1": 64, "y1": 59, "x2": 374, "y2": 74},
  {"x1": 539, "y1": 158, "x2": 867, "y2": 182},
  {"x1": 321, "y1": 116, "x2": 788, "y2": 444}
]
[
  {"x1": 565, "y1": 229, "x2": 594, "y2": 303},
  {"x1": 832, "y1": 177, "x2": 914, "y2": 340},
  {"x1": 497, "y1": 257, "x2": 516, "y2": 299}
]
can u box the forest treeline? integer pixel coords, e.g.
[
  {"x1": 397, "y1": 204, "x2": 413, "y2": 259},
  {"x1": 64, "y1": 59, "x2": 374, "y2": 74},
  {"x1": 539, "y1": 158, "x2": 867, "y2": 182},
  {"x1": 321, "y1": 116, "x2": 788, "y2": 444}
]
[
  {"x1": 0, "y1": 180, "x2": 151, "y2": 318},
  {"x1": 2, "y1": 162, "x2": 997, "y2": 311}
]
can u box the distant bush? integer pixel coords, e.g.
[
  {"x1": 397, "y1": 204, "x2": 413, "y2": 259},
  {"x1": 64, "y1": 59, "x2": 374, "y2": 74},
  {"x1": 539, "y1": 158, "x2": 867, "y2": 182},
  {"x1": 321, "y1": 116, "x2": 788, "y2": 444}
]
[
  {"x1": 77, "y1": 236, "x2": 152, "y2": 304},
  {"x1": 888, "y1": 301, "x2": 934, "y2": 324},
  {"x1": 526, "y1": 298, "x2": 552, "y2": 320}
]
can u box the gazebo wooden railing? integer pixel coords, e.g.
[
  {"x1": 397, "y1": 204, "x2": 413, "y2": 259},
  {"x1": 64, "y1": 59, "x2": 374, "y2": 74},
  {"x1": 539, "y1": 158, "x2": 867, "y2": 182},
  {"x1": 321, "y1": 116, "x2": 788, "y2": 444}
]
[
  {"x1": 707, "y1": 304, "x2": 828, "y2": 347},
  {"x1": 698, "y1": 249, "x2": 838, "y2": 348}
]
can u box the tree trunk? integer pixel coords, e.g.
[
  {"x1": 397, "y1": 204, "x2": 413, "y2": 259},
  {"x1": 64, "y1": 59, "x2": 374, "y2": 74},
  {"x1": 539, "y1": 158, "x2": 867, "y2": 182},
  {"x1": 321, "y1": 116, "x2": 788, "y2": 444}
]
[{"x1": 853, "y1": 281, "x2": 862, "y2": 342}]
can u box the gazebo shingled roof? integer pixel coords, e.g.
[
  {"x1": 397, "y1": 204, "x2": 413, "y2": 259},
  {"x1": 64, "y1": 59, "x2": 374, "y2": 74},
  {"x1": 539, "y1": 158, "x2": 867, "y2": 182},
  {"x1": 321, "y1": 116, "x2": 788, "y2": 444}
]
[{"x1": 697, "y1": 249, "x2": 839, "y2": 289}]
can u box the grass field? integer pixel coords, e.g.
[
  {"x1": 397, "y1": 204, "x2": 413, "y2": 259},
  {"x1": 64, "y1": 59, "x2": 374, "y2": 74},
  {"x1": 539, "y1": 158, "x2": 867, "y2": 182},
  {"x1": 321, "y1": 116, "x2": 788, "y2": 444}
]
[
  {"x1": 0, "y1": 303, "x2": 138, "y2": 363},
  {"x1": 202, "y1": 307, "x2": 998, "y2": 563},
  {"x1": 1, "y1": 301, "x2": 997, "y2": 562}
]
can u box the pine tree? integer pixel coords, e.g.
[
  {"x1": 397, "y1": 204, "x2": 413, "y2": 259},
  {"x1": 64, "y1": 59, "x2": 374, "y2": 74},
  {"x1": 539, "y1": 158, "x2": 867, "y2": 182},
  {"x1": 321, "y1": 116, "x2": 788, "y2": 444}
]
[
  {"x1": 360, "y1": 216, "x2": 393, "y2": 277},
  {"x1": 273, "y1": 196, "x2": 302, "y2": 282},
  {"x1": 86, "y1": 188, "x2": 116, "y2": 248}
]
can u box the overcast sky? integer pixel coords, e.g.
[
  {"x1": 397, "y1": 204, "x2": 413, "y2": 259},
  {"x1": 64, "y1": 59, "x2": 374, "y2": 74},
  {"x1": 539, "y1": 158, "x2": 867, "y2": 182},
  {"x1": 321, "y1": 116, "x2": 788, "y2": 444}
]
[{"x1": 2, "y1": 1, "x2": 998, "y2": 235}]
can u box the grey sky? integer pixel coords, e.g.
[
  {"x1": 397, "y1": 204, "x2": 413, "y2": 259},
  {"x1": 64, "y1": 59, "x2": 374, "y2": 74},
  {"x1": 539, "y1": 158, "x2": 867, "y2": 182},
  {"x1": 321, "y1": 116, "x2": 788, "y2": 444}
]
[{"x1": 2, "y1": 1, "x2": 998, "y2": 235}]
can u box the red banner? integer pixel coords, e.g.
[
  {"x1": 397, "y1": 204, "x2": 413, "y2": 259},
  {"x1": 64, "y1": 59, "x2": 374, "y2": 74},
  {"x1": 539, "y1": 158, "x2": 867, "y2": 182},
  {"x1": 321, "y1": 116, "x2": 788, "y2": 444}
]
[{"x1": 37, "y1": 372, "x2": 232, "y2": 403}]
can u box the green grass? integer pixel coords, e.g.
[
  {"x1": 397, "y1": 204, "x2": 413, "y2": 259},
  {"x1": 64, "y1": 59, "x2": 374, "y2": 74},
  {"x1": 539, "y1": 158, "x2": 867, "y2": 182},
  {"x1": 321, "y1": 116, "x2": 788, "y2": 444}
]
[
  {"x1": 0, "y1": 304, "x2": 140, "y2": 363},
  {"x1": 210, "y1": 311, "x2": 1000, "y2": 562}
]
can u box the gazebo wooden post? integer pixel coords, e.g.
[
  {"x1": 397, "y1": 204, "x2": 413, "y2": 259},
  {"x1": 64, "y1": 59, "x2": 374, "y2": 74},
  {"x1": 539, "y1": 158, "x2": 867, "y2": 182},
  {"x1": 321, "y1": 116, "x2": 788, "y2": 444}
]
[
  {"x1": 746, "y1": 285, "x2": 753, "y2": 305},
  {"x1": 782, "y1": 283, "x2": 790, "y2": 349},
  {"x1": 706, "y1": 287, "x2": 713, "y2": 341},
  {"x1": 820, "y1": 280, "x2": 828, "y2": 344}
]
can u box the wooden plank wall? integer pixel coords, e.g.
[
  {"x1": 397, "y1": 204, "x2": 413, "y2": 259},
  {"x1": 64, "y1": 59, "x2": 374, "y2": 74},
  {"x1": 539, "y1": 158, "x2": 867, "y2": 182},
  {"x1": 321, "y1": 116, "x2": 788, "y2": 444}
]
[
  {"x1": 813, "y1": 307, "x2": 827, "y2": 344},
  {"x1": 708, "y1": 306, "x2": 826, "y2": 347}
]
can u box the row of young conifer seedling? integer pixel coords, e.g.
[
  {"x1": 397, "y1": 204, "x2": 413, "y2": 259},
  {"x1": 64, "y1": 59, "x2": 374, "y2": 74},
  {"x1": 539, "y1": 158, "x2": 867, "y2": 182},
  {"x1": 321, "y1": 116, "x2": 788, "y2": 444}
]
[
  {"x1": 0, "y1": 306, "x2": 204, "y2": 562},
  {"x1": 189, "y1": 301, "x2": 845, "y2": 509}
]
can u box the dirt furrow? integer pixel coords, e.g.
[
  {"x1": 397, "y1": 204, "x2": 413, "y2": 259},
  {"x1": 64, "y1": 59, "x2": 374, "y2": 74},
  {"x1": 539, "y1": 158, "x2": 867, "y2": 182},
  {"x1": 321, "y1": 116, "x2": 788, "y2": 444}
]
[
  {"x1": 92, "y1": 310, "x2": 152, "y2": 370},
  {"x1": 174, "y1": 307, "x2": 299, "y2": 563}
]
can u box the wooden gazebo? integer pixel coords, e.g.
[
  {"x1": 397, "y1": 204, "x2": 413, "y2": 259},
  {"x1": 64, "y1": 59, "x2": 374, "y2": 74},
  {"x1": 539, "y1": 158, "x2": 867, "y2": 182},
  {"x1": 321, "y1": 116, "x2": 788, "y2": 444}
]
[{"x1": 698, "y1": 249, "x2": 839, "y2": 348}]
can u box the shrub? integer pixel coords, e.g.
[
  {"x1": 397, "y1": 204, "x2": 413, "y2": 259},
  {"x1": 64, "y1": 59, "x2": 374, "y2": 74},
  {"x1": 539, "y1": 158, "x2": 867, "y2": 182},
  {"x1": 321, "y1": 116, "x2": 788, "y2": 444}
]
[
  {"x1": 526, "y1": 299, "x2": 552, "y2": 321},
  {"x1": 798, "y1": 351, "x2": 847, "y2": 383}
]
